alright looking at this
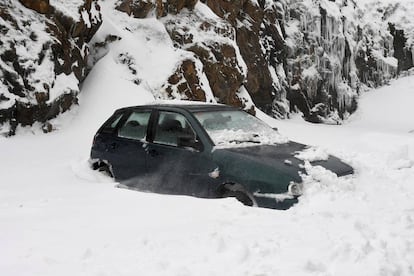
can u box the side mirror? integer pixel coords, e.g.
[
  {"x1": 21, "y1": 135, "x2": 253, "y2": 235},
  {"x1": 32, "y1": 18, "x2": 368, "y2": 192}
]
[
  {"x1": 177, "y1": 135, "x2": 202, "y2": 151},
  {"x1": 272, "y1": 127, "x2": 278, "y2": 131}
]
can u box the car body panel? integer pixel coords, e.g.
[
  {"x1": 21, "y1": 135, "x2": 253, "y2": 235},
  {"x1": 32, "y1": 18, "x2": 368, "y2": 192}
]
[
  {"x1": 145, "y1": 142, "x2": 219, "y2": 197},
  {"x1": 212, "y1": 143, "x2": 306, "y2": 195},
  {"x1": 108, "y1": 136, "x2": 148, "y2": 180},
  {"x1": 311, "y1": 156, "x2": 354, "y2": 176}
]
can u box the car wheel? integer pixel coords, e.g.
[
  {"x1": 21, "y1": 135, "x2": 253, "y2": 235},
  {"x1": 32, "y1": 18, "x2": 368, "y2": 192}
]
[
  {"x1": 92, "y1": 160, "x2": 114, "y2": 178},
  {"x1": 220, "y1": 183, "x2": 257, "y2": 207}
]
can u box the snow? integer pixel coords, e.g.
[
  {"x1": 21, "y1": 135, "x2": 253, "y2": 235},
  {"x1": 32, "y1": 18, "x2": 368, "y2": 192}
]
[
  {"x1": 209, "y1": 128, "x2": 287, "y2": 148},
  {"x1": 358, "y1": 0, "x2": 414, "y2": 47},
  {"x1": 48, "y1": 72, "x2": 79, "y2": 102},
  {"x1": 194, "y1": 109, "x2": 288, "y2": 148},
  {"x1": 81, "y1": 9, "x2": 91, "y2": 28},
  {"x1": 49, "y1": 0, "x2": 85, "y2": 20},
  {"x1": 295, "y1": 146, "x2": 329, "y2": 162},
  {"x1": 346, "y1": 76, "x2": 414, "y2": 133},
  {"x1": 1, "y1": 0, "x2": 414, "y2": 275},
  {"x1": 90, "y1": 0, "x2": 201, "y2": 101}
]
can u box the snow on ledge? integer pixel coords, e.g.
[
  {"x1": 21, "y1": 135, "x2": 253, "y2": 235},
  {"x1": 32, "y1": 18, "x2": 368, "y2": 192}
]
[{"x1": 50, "y1": 0, "x2": 84, "y2": 20}]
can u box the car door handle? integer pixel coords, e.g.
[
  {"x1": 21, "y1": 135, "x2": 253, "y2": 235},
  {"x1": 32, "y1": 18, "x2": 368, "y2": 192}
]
[{"x1": 110, "y1": 142, "x2": 117, "y2": 149}]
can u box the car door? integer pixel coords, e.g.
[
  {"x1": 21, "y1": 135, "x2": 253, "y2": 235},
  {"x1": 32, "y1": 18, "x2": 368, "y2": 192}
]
[
  {"x1": 145, "y1": 110, "x2": 218, "y2": 197},
  {"x1": 107, "y1": 109, "x2": 152, "y2": 183}
]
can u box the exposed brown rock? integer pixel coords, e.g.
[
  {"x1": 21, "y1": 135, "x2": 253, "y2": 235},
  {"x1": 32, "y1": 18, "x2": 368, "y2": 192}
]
[
  {"x1": 163, "y1": 59, "x2": 206, "y2": 101},
  {"x1": 189, "y1": 43, "x2": 243, "y2": 106},
  {"x1": 74, "y1": 0, "x2": 102, "y2": 41},
  {"x1": 159, "y1": 0, "x2": 197, "y2": 15},
  {"x1": 160, "y1": 3, "x2": 246, "y2": 108},
  {"x1": 14, "y1": 92, "x2": 78, "y2": 127},
  {"x1": 116, "y1": 0, "x2": 155, "y2": 18},
  {"x1": 19, "y1": 0, "x2": 51, "y2": 14},
  {"x1": 42, "y1": 122, "x2": 53, "y2": 133},
  {"x1": 184, "y1": 42, "x2": 242, "y2": 106},
  {"x1": 202, "y1": 0, "x2": 245, "y2": 24},
  {"x1": 35, "y1": 92, "x2": 49, "y2": 104},
  {"x1": 115, "y1": 0, "x2": 197, "y2": 18}
]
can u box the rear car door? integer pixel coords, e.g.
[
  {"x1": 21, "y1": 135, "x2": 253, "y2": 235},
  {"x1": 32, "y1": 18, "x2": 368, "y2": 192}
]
[
  {"x1": 107, "y1": 109, "x2": 152, "y2": 182},
  {"x1": 145, "y1": 110, "x2": 218, "y2": 197}
]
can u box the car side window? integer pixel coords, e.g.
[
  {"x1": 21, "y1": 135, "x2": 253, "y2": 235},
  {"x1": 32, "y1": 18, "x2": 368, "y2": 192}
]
[
  {"x1": 100, "y1": 113, "x2": 123, "y2": 133},
  {"x1": 154, "y1": 111, "x2": 196, "y2": 147},
  {"x1": 110, "y1": 115, "x2": 123, "y2": 128},
  {"x1": 118, "y1": 111, "x2": 151, "y2": 140}
]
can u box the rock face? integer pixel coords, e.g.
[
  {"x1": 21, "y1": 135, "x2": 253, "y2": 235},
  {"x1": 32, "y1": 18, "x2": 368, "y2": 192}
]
[
  {"x1": 277, "y1": 0, "x2": 410, "y2": 122},
  {"x1": 285, "y1": 0, "x2": 413, "y2": 122},
  {"x1": 0, "y1": 0, "x2": 101, "y2": 135},
  {"x1": 2, "y1": 0, "x2": 414, "y2": 135},
  {"x1": 162, "y1": 11, "x2": 246, "y2": 107},
  {"x1": 19, "y1": 0, "x2": 51, "y2": 14},
  {"x1": 115, "y1": 0, "x2": 248, "y2": 108},
  {"x1": 389, "y1": 23, "x2": 414, "y2": 74},
  {"x1": 162, "y1": 59, "x2": 207, "y2": 101},
  {"x1": 116, "y1": 0, "x2": 198, "y2": 17},
  {"x1": 203, "y1": 0, "x2": 287, "y2": 115}
]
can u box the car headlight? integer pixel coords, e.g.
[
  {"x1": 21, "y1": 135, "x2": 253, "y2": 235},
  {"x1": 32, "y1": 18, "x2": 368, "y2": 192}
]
[{"x1": 288, "y1": 182, "x2": 303, "y2": 196}]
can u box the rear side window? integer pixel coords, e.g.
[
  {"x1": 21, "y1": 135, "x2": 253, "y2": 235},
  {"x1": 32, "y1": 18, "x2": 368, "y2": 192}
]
[{"x1": 118, "y1": 111, "x2": 151, "y2": 140}]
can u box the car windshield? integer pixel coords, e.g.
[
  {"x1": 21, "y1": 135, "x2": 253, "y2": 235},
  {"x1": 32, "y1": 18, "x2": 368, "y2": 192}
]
[{"x1": 194, "y1": 110, "x2": 287, "y2": 147}]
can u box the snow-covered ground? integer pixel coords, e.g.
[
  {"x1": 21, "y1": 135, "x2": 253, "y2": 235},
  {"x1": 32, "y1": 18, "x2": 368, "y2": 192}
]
[
  {"x1": 1, "y1": 65, "x2": 414, "y2": 275},
  {"x1": 1, "y1": 0, "x2": 414, "y2": 274}
]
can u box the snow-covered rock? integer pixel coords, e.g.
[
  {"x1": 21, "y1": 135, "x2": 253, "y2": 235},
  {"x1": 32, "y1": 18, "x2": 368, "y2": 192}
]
[
  {"x1": 283, "y1": 0, "x2": 414, "y2": 122},
  {"x1": 0, "y1": 0, "x2": 101, "y2": 135},
  {"x1": 1, "y1": 0, "x2": 414, "y2": 134}
]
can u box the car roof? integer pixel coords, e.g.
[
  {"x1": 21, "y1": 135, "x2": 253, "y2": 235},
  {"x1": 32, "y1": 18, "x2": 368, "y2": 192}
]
[{"x1": 115, "y1": 103, "x2": 241, "y2": 113}]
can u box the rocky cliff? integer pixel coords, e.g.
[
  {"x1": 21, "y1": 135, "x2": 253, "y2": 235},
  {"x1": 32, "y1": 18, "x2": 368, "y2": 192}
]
[
  {"x1": 1, "y1": 0, "x2": 413, "y2": 135},
  {"x1": 0, "y1": 0, "x2": 101, "y2": 135}
]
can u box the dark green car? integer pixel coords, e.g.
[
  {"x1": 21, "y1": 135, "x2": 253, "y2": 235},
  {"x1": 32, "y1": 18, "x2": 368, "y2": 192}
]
[{"x1": 90, "y1": 103, "x2": 353, "y2": 209}]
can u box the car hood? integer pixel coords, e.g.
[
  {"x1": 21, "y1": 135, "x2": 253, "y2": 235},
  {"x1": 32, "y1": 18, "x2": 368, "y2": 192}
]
[{"x1": 214, "y1": 141, "x2": 354, "y2": 177}]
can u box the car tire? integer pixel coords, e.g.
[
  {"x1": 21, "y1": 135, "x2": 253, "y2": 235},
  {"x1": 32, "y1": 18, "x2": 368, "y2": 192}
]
[
  {"x1": 220, "y1": 183, "x2": 257, "y2": 207},
  {"x1": 92, "y1": 160, "x2": 114, "y2": 178}
]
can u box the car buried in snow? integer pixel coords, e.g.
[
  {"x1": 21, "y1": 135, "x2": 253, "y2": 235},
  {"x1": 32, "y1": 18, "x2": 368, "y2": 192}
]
[{"x1": 90, "y1": 103, "x2": 353, "y2": 209}]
